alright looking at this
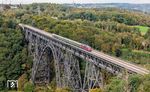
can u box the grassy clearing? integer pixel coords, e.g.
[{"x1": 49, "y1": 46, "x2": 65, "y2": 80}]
[
  {"x1": 121, "y1": 48, "x2": 150, "y2": 66},
  {"x1": 134, "y1": 25, "x2": 149, "y2": 35},
  {"x1": 133, "y1": 50, "x2": 150, "y2": 54}
]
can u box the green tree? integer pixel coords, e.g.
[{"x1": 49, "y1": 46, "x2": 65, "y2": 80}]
[
  {"x1": 115, "y1": 49, "x2": 122, "y2": 57},
  {"x1": 129, "y1": 74, "x2": 142, "y2": 92},
  {"x1": 145, "y1": 29, "x2": 150, "y2": 39},
  {"x1": 141, "y1": 75, "x2": 150, "y2": 92},
  {"x1": 24, "y1": 82, "x2": 34, "y2": 92},
  {"x1": 105, "y1": 77, "x2": 125, "y2": 92}
]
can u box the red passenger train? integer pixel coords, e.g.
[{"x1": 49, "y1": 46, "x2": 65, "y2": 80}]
[{"x1": 80, "y1": 45, "x2": 92, "y2": 52}]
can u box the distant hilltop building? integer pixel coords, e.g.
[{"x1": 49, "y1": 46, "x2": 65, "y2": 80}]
[
  {"x1": 10, "y1": 5, "x2": 18, "y2": 9},
  {"x1": 0, "y1": 4, "x2": 10, "y2": 10},
  {"x1": 0, "y1": 4, "x2": 4, "y2": 11},
  {"x1": 51, "y1": 17, "x2": 58, "y2": 20}
]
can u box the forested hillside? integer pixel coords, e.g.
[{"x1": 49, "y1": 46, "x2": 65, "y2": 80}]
[
  {"x1": 65, "y1": 3, "x2": 150, "y2": 13},
  {"x1": 0, "y1": 14, "x2": 32, "y2": 91},
  {"x1": 0, "y1": 3, "x2": 150, "y2": 92}
]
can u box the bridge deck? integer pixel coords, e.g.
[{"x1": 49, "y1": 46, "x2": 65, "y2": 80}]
[{"x1": 91, "y1": 50, "x2": 149, "y2": 75}]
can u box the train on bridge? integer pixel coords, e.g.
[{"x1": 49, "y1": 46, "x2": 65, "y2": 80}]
[{"x1": 52, "y1": 34, "x2": 93, "y2": 52}]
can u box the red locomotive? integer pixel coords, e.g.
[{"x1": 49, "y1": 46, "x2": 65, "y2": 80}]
[{"x1": 80, "y1": 45, "x2": 92, "y2": 52}]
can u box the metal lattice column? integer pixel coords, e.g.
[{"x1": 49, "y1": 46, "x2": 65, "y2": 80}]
[
  {"x1": 63, "y1": 52, "x2": 82, "y2": 91},
  {"x1": 31, "y1": 36, "x2": 40, "y2": 83},
  {"x1": 52, "y1": 47, "x2": 65, "y2": 88},
  {"x1": 83, "y1": 62, "x2": 103, "y2": 91}
]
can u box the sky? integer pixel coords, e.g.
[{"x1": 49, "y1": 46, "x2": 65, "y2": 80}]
[{"x1": 0, "y1": 0, "x2": 150, "y2": 4}]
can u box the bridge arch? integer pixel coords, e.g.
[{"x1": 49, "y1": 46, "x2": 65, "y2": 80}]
[{"x1": 33, "y1": 44, "x2": 59, "y2": 86}]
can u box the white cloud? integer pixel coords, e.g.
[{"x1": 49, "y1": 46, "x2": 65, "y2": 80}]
[{"x1": 132, "y1": 0, "x2": 150, "y2": 4}]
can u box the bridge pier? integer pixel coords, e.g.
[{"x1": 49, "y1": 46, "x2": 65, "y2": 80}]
[
  {"x1": 63, "y1": 52, "x2": 82, "y2": 91},
  {"x1": 83, "y1": 62, "x2": 103, "y2": 91},
  {"x1": 52, "y1": 47, "x2": 82, "y2": 91}
]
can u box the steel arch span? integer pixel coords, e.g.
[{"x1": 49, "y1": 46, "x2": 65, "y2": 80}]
[{"x1": 27, "y1": 34, "x2": 98, "y2": 91}]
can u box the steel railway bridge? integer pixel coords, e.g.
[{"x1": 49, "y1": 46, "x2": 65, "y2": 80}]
[{"x1": 19, "y1": 24, "x2": 149, "y2": 92}]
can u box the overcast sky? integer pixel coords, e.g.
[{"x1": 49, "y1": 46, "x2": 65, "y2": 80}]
[{"x1": 0, "y1": 0, "x2": 150, "y2": 4}]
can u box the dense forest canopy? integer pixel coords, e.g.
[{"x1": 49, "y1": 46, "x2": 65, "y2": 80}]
[{"x1": 0, "y1": 3, "x2": 150, "y2": 92}]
